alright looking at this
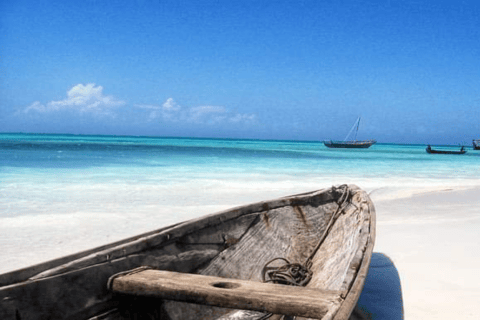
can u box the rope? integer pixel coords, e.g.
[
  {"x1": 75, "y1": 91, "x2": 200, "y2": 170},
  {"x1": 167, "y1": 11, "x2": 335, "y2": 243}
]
[
  {"x1": 261, "y1": 258, "x2": 312, "y2": 287},
  {"x1": 258, "y1": 185, "x2": 351, "y2": 319},
  {"x1": 304, "y1": 184, "x2": 351, "y2": 268}
]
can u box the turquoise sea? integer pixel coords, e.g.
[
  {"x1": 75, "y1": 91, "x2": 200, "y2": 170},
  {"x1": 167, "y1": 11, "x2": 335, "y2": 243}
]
[{"x1": 1, "y1": 133, "x2": 479, "y2": 272}]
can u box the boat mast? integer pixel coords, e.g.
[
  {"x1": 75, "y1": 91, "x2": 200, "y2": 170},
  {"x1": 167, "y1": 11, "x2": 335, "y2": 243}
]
[
  {"x1": 344, "y1": 117, "x2": 361, "y2": 142},
  {"x1": 354, "y1": 117, "x2": 361, "y2": 141}
]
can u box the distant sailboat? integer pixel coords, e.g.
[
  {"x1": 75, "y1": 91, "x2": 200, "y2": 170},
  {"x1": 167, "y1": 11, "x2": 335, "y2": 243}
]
[
  {"x1": 426, "y1": 145, "x2": 466, "y2": 155},
  {"x1": 324, "y1": 117, "x2": 376, "y2": 149},
  {"x1": 473, "y1": 139, "x2": 480, "y2": 150}
]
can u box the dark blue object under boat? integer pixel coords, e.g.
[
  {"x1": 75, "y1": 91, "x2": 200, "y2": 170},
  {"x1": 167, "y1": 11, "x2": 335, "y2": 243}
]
[{"x1": 352, "y1": 252, "x2": 404, "y2": 320}]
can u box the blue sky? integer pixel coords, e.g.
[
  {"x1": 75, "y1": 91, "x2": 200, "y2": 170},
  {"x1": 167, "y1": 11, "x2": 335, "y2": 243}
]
[{"x1": 1, "y1": 0, "x2": 479, "y2": 144}]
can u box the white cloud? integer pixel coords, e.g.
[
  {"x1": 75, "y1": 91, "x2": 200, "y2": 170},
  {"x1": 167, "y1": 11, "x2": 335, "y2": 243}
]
[
  {"x1": 134, "y1": 104, "x2": 163, "y2": 121},
  {"x1": 142, "y1": 99, "x2": 256, "y2": 126},
  {"x1": 162, "y1": 98, "x2": 181, "y2": 111},
  {"x1": 23, "y1": 83, "x2": 125, "y2": 115},
  {"x1": 23, "y1": 101, "x2": 47, "y2": 113},
  {"x1": 190, "y1": 106, "x2": 226, "y2": 114},
  {"x1": 189, "y1": 106, "x2": 226, "y2": 123},
  {"x1": 135, "y1": 104, "x2": 160, "y2": 110},
  {"x1": 229, "y1": 113, "x2": 257, "y2": 123}
]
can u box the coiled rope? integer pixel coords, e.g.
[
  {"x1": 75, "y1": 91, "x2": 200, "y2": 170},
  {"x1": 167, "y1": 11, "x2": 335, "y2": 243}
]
[{"x1": 258, "y1": 185, "x2": 352, "y2": 320}]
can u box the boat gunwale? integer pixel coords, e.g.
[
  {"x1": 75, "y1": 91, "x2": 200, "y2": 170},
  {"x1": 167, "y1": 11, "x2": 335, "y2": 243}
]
[
  {"x1": 332, "y1": 192, "x2": 376, "y2": 320},
  {"x1": 0, "y1": 187, "x2": 338, "y2": 285},
  {"x1": 0, "y1": 185, "x2": 376, "y2": 320}
]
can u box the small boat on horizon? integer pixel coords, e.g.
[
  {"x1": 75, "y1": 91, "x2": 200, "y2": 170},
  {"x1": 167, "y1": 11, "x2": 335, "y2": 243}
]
[
  {"x1": 426, "y1": 145, "x2": 467, "y2": 155},
  {"x1": 473, "y1": 139, "x2": 480, "y2": 150},
  {"x1": 324, "y1": 117, "x2": 376, "y2": 149}
]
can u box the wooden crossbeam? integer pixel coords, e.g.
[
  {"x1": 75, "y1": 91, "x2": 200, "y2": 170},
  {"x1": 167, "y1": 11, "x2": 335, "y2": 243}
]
[{"x1": 108, "y1": 268, "x2": 342, "y2": 319}]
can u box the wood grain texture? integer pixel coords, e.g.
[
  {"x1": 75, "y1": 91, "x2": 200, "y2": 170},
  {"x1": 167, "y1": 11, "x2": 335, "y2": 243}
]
[
  {"x1": 0, "y1": 249, "x2": 220, "y2": 320},
  {"x1": 110, "y1": 269, "x2": 342, "y2": 319},
  {"x1": 298, "y1": 188, "x2": 374, "y2": 320},
  {"x1": 0, "y1": 213, "x2": 257, "y2": 320},
  {"x1": 333, "y1": 191, "x2": 376, "y2": 320},
  {"x1": 163, "y1": 198, "x2": 337, "y2": 319},
  {"x1": 0, "y1": 185, "x2": 375, "y2": 320}
]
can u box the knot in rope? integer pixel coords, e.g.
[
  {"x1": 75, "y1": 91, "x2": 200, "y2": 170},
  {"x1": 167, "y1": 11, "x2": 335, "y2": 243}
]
[
  {"x1": 261, "y1": 258, "x2": 312, "y2": 287},
  {"x1": 258, "y1": 185, "x2": 352, "y2": 319}
]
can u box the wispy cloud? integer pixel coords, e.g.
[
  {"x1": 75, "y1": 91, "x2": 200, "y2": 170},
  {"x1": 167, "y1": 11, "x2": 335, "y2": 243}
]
[
  {"x1": 228, "y1": 113, "x2": 256, "y2": 123},
  {"x1": 136, "y1": 98, "x2": 256, "y2": 125},
  {"x1": 162, "y1": 98, "x2": 181, "y2": 111},
  {"x1": 135, "y1": 98, "x2": 184, "y2": 121},
  {"x1": 22, "y1": 83, "x2": 125, "y2": 115},
  {"x1": 21, "y1": 86, "x2": 256, "y2": 129},
  {"x1": 189, "y1": 106, "x2": 226, "y2": 124}
]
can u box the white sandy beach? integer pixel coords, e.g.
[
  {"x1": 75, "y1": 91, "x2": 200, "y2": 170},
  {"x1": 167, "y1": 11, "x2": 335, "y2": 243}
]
[
  {"x1": 1, "y1": 183, "x2": 479, "y2": 319},
  {"x1": 369, "y1": 186, "x2": 480, "y2": 319}
]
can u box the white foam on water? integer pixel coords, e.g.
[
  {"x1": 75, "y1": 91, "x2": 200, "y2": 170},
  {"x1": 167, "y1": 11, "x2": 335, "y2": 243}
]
[{"x1": 2, "y1": 138, "x2": 480, "y2": 276}]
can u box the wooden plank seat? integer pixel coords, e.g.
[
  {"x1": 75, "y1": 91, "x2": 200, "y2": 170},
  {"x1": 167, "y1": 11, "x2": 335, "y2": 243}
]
[{"x1": 108, "y1": 267, "x2": 343, "y2": 319}]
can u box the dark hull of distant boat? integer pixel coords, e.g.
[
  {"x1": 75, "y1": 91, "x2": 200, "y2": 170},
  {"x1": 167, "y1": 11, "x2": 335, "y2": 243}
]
[
  {"x1": 426, "y1": 147, "x2": 466, "y2": 155},
  {"x1": 473, "y1": 140, "x2": 480, "y2": 150},
  {"x1": 324, "y1": 140, "x2": 376, "y2": 149}
]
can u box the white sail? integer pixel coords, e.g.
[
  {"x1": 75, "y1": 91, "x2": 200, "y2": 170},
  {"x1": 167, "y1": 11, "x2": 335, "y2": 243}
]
[{"x1": 343, "y1": 117, "x2": 361, "y2": 142}]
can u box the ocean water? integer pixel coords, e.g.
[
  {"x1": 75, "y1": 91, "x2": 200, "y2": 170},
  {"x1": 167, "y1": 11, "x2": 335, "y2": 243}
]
[{"x1": 1, "y1": 133, "x2": 479, "y2": 272}]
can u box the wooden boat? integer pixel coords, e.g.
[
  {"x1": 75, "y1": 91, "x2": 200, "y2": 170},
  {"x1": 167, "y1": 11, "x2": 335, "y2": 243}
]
[
  {"x1": 426, "y1": 145, "x2": 466, "y2": 155},
  {"x1": 324, "y1": 118, "x2": 376, "y2": 149},
  {"x1": 473, "y1": 139, "x2": 480, "y2": 150},
  {"x1": 0, "y1": 185, "x2": 375, "y2": 320},
  {"x1": 324, "y1": 140, "x2": 376, "y2": 149}
]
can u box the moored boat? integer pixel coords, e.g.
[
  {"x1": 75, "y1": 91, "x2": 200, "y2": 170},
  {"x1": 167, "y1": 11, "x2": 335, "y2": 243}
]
[
  {"x1": 0, "y1": 185, "x2": 375, "y2": 320},
  {"x1": 324, "y1": 140, "x2": 376, "y2": 149},
  {"x1": 426, "y1": 145, "x2": 466, "y2": 155},
  {"x1": 473, "y1": 139, "x2": 480, "y2": 150},
  {"x1": 324, "y1": 117, "x2": 376, "y2": 149}
]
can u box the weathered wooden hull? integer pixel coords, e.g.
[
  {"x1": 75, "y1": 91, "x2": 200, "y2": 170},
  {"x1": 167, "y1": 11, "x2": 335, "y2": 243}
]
[
  {"x1": 426, "y1": 146, "x2": 466, "y2": 154},
  {"x1": 323, "y1": 141, "x2": 376, "y2": 149},
  {"x1": 0, "y1": 185, "x2": 375, "y2": 320}
]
